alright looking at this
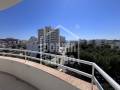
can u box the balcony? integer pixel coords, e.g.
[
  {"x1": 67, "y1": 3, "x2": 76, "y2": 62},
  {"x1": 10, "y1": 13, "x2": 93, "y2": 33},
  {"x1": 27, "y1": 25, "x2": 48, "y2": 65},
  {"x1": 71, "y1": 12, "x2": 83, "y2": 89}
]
[{"x1": 0, "y1": 48, "x2": 119, "y2": 90}]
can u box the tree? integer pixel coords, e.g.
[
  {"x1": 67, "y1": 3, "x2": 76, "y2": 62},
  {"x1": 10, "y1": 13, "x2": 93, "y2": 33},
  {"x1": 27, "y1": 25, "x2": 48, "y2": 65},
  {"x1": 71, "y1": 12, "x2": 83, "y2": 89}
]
[{"x1": 66, "y1": 43, "x2": 120, "y2": 84}]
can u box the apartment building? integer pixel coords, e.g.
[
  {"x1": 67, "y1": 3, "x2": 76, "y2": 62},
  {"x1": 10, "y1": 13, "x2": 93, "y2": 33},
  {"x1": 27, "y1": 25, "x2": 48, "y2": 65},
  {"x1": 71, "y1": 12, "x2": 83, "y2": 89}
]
[{"x1": 38, "y1": 26, "x2": 60, "y2": 53}]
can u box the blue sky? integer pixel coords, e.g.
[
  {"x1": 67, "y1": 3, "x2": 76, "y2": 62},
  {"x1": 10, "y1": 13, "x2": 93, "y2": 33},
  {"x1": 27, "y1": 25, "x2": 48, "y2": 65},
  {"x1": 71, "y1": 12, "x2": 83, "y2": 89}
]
[{"x1": 0, "y1": 0, "x2": 120, "y2": 40}]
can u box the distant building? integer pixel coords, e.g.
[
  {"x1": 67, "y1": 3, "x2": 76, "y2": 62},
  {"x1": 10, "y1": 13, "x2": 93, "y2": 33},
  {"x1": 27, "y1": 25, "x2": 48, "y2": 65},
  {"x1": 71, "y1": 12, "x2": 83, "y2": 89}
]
[
  {"x1": 0, "y1": 38, "x2": 19, "y2": 48},
  {"x1": 59, "y1": 36, "x2": 66, "y2": 54},
  {"x1": 38, "y1": 26, "x2": 60, "y2": 53},
  {"x1": 26, "y1": 36, "x2": 38, "y2": 57},
  {"x1": 66, "y1": 40, "x2": 78, "y2": 53},
  {"x1": 29, "y1": 36, "x2": 38, "y2": 42},
  {"x1": 88, "y1": 39, "x2": 120, "y2": 49},
  {"x1": 26, "y1": 36, "x2": 38, "y2": 51},
  {"x1": 60, "y1": 36, "x2": 66, "y2": 47}
]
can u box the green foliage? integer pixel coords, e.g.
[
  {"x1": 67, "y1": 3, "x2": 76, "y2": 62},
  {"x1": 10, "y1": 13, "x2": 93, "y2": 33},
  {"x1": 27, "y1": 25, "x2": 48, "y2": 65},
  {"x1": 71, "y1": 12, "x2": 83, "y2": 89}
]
[{"x1": 66, "y1": 43, "x2": 120, "y2": 83}]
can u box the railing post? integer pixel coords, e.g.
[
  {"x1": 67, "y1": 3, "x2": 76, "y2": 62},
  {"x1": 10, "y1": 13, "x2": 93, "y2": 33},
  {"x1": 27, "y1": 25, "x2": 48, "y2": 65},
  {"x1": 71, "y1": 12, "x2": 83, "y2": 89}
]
[
  {"x1": 25, "y1": 50, "x2": 27, "y2": 62},
  {"x1": 40, "y1": 52, "x2": 42, "y2": 64},
  {"x1": 55, "y1": 55, "x2": 58, "y2": 64},
  {"x1": 91, "y1": 63, "x2": 95, "y2": 90}
]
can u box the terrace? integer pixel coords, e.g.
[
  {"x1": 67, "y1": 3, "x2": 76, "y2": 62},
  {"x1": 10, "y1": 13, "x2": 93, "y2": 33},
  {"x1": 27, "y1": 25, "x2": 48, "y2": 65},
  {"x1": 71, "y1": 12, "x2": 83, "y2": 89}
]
[{"x1": 0, "y1": 48, "x2": 119, "y2": 90}]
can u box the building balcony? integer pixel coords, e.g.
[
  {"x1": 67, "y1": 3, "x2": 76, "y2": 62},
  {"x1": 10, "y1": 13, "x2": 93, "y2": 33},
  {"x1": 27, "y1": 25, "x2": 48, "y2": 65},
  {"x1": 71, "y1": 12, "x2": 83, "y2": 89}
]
[{"x1": 0, "y1": 48, "x2": 119, "y2": 90}]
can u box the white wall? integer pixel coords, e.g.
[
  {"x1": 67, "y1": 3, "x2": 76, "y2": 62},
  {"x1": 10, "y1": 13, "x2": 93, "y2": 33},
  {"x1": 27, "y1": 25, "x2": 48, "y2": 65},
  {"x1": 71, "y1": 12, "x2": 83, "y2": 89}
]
[{"x1": 0, "y1": 57, "x2": 79, "y2": 90}]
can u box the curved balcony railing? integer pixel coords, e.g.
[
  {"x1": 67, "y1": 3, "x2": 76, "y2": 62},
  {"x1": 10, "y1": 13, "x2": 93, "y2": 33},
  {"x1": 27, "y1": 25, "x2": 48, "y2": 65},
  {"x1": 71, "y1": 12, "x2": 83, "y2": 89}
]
[{"x1": 0, "y1": 48, "x2": 119, "y2": 90}]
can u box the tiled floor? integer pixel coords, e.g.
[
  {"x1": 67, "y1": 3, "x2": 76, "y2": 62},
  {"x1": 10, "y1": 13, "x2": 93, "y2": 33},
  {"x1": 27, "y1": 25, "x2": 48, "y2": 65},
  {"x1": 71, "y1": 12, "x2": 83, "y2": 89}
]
[{"x1": 0, "y1": 72, "x2": 38, "y2": 90}]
